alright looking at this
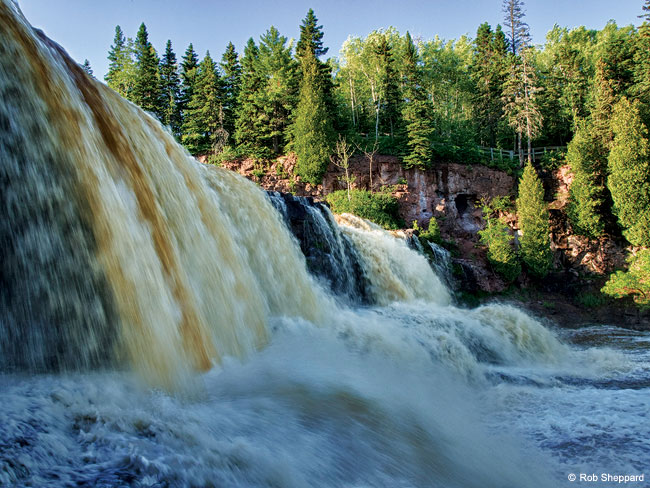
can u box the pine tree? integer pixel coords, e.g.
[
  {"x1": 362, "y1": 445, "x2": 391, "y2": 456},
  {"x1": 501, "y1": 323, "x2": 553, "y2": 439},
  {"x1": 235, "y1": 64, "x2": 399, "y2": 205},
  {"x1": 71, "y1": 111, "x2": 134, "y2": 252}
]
[
  {"x1": 516, "y1": 162, "x2": 552, "y2": 277},
  {"x1": 81, "y1": 59, "x2": 93, "y2": 77},
  {"x1": 375, "y1": 34, "x2": 401, "y2": 138},
  {"x1": 256, "y1": 26, "x2": 298, "y2": 154},
  {"x1": 105, "y1": 25, "x2": 136, "y2": 98},
  {"x1": 471, "y1": 23, "x2": 508, "y2": 147},
  {"x1": 182, "y1": 52, "x2": 225, "y2": 156},
  {"x1": 401, "y1": 32, "x2": 433, "y2": 169},
  {"x1": 235, "y1": 38, "x2": 265, "y2": 155},
  {"x1": 607, "y1": 97, "x2": 650, "y2": 247},
  {"x1": 566, "y1": 120, "x2": 606, "y2": 238},
  {"x1": 132, "y1": 23, "x2": 161, "y2": 117},
  {"x1": 180, "y1": 43, "x2": 199, "y2": 120},
  {"x1": 501, "y1": 0, "x2": 542, "y2": 165},
  {"x1": 293, "y1": 51, "x2": 334, "y2": 184},
  {"x1": 159, "y1": 40, "x2": 182, "y2": 137},
  {"x1": 296, "y1": 9, "x2": 337, "y2": 130},
  {"x1": 634, "y1": 0, "x2": 650, "y2": 125},
  {"x1": 220, "y1": 42, "x2": 242, "y2": 142}
]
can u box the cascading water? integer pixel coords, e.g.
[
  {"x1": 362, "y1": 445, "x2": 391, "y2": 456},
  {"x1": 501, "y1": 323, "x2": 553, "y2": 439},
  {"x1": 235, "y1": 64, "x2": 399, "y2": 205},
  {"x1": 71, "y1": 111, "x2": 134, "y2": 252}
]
[{"x1": 2, "y1": 3, "x2": 649, "y2": 486}]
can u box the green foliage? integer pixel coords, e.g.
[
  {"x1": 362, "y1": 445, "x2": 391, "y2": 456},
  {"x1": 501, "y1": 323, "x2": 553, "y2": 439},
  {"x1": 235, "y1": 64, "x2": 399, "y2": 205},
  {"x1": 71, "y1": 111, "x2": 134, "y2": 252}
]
[
  {"x1": 159, "y1": 40, "x2": 182, "y2": 137},
  {"x1": 293, "y1": 53, "x2": 334, "y2": 184},
  {"x1": 479, "y1": 205, "x2": 521, "y2": 282},
  {"x1": 105, "y1": 25, "x2": 136, "y2": 99},
  {"x1": 132, "y1": 23, "x2": 161, "y2": 117},
  {"x1": 575, "y1": 291, "x2": 606, "y2": 309},
  {"x1": 516, "y1": 162, "x2": 552, "y2": 277},
  {"x1": 566, "y1": 120, "x2": 606, "y2": 238},
  {"x1": 181, "y1": 52, "x2": 225, "y2": 155},
  {"x1": 81, "y1": 59, "x2": 93, "y2": 77},
  {"x1": 608, "y1": 98, "x2": 650, "y2": 247},
  {"x1": 401, "y1": 32, "x2": 434, "y2": 169},
  {"x1": 220, "y1": 42, "x2": 242, "y2": 140},
  {"x1": 602, "y1": 249, "x2": 650, "y2": 307},
  {"x1": 417, "y1": 218, "x2": 442, "y2": 245},
  {"x1": 326, "y1": 189, "x2": 404, "y2": 230}
]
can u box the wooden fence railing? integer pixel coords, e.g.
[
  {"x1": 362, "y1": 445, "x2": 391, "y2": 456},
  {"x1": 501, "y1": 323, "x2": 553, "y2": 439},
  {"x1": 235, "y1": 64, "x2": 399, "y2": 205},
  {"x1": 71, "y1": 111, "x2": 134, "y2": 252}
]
[{"x1": 478, "y1": 145, "x2": 566, "y2": 162}]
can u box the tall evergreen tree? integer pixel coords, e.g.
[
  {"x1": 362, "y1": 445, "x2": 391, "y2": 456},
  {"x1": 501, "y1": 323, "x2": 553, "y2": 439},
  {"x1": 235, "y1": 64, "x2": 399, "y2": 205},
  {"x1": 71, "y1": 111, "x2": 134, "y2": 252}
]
[
  {"x1": 471, "y1": 23, "x2": 508, "y2": 147},
  {"x1": 182, "y1": 52, "x2": 225, "y2": 156},
  {"x1": 375, "y1": 34, "x2": 401, "y2": 138},
  {"x1": 159, "y1": 40, "x2": 182, "y2": 137},
  {"x1": 256, "y1": 26, "x2": 298, "y2": 154},
  {"x1": 220, "y1": 42, "x2": 242, "y2": 142},
  {"x1": 235, "y1": 38, "x2": 265, "y2": 154},
  {"x1": 296, "y1": 9, "x2": 337, "y2": 130},
  {"x1": 132, "y1": 23, "x2": 161, "y2": 117},
  {"x1": 180, "y1": 43, "x2": 199, "y2": 120},
  {"x1": 501, "y1": 0, "x2": 542, "y2": 164},
  {"x1": 635, "y1": 1, "x2": 650, "y2": 125},
  {"x1": 401, "y1": 32, "x2": 434, "y2": 169},
  {"x1": 293, "y1": 51, "x2": 334, "y2": 184},
  {"x1": 516, "y1": 162, "x2": 552, "y2": 277},
  {"x1": 607, "y1": 97, "x2": 650, "y2": 247},
  {"x1": 105, "y1": 25, "x2": 136, "y2": 99}
]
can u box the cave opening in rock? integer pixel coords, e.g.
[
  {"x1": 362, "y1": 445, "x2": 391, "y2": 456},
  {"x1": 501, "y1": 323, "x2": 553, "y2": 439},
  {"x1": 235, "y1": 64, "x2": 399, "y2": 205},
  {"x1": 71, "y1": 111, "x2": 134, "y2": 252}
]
[{"x1": 455, "y1": 194, "x2": 470, "y2": 215}]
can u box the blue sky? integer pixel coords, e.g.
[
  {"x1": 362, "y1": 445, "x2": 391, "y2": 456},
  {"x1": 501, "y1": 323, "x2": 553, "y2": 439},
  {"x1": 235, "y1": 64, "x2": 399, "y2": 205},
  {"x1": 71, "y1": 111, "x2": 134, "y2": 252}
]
[{"x1": 18, "y1": 0, "x2": 645, "y2": 79}]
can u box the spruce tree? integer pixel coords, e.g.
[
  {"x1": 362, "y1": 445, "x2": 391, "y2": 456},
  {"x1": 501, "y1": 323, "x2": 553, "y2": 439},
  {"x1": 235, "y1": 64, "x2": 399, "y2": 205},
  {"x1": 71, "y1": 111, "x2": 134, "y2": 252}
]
[
  {"x1": 132, "y1": 23, "x2": 161, "y2": 117},
  {"x1": 235, "y1": 38, "x2": 265, "y2": 155},
  {"x1": 81, "y1": 59, "x2": 93, "y2": 77},
  {"x1": 566, "y1": 120, "x2": 606, "y2": 238},
  {"x1": 220, "y1": 42, "x2": 242, "y2": 142},
  {"x1": 105, "y1": 25, "x2": 136, "y2": 99},
  {"x1": 607, "y1": 97, "x2": 650, "y2": 247},
  {"x1": 180, "y1": 44, "x2": 199, "y2": 120},
  {"x1": 296, "y1": 10, "x2": 337, "y2": 130},
  {"x1": 256, "y1": 27, "x2": 298, "y2": 154},
  {"x1": 182, "y1": 52, "x2": 225, "y2": 156},
  {"x1": 516, "y1": 162, "x2": 552, "y2": 277},
  {"x1": 479, "y1": 205, "x2": 521, "y2": 282},
  {"x1": 375, "y1": 34, "x2": 401, "y2": 139},
  {"x1": 401, "y1": 32, "x2": 433, "y2": 169},
  {"x1": 159, "y1": 40, "x2": 182, "y2": 137},
  {"x1": 293, "y1": 51, "x2": 334, "y2": 184},
  {"x1": 634, "y1": 0, "x2": 650, "y2": 125}
]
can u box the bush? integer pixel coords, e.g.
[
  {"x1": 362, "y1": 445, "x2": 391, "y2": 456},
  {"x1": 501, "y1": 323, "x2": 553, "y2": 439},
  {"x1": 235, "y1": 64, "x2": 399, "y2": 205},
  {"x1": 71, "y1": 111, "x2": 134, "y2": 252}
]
[
  {"x1": 602, "y1": 249, "x2": 650, "y2": 308},
  {"x1": 478, "y1": 207, "x2": 521, "y2": 283},
  {"x1": 326, "y1": 189, "x2": 404, "y2": 230},
  {"x1": 417, "y1": 217, "x2": 442, "y2": 245}
]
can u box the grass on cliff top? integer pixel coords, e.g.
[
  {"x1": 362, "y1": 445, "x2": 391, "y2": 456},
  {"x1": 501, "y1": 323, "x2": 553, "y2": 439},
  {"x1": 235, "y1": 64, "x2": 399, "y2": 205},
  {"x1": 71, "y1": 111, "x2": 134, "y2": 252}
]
[{"x1": 326, "y1": 189, "x2": 404, "y2": 230}]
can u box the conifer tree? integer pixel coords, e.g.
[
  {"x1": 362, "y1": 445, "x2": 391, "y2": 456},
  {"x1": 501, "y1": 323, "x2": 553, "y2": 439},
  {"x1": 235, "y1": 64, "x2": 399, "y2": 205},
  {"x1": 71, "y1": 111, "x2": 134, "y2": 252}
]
[
  {"x1": 256, "y1": 27, "x2": 298, "y2": 154},
  {"x1": 159, "y1": 40, "x2": 182, "y2": 137},
  {"x1": 634, "y1": 0, "x2": 650, "y2": 125},
  {"x1": 501, "y1": 0, "x2": 542, "y2": 165},
  {"x1": 296, "y1": 10, "x2": 337, "y2": 130},
  {"x1": 376, "y1": 34, "x2": 401, "y2": 138},
  {"x1": 182, "y1": 52, "x2": 225, "y2": 156},
  {"x1": 293, "y1": 51, "x2": 334, "y2": 184},
  {"x1": 235, "y1": 38, "x2": 265, "y2": 154},
  {"x1": 105, "y1": 25, "x2": 136, "y2": 99},
  {"x1": 516, "y1": 162, "x2": 552, "y2": 277},
  {"x1": 81, "y1": 59, "x2": 93, "y2": 77},
  {"x1": 220, "y1": 42, "x2": 242, "y2": 142},
  {"x1": 180, "y1": 44, "x2": 199, "y2": 119},
  {"x1": 132, "y1": 23, "x2": 161, "y2": 117},
  {"x1": 401, "y1": 32, "x2": 433, "y2": 169},
  {"x1": 607, "y1": 97, "x2": 650, "y2": 247},
  {"x1": 566, "y1": 120, "x2": 606, "y2": 238},
  {"x1": 479, "y1": 205, "x2": 521, "y2": 282}
]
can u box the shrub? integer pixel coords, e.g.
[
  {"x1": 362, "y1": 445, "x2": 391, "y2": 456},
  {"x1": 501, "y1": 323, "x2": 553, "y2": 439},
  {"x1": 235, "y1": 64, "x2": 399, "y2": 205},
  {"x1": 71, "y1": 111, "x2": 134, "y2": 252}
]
[
  {"x1": 326, "y1": 189, "x2": 404, "y2": 230},
  {"x1": 478, "y1": 206, "x2": 521, "y2": 283},
  {"x1": 602, "y1": 249, "x2": 650, "y2": 308}
]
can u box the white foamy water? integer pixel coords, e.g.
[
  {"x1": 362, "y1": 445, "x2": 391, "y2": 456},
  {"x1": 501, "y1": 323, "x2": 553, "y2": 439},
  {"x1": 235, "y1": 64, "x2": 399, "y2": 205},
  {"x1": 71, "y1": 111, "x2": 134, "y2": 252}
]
[{"x1": 1, "y1": 2, "x2": 649, "y2": 486}]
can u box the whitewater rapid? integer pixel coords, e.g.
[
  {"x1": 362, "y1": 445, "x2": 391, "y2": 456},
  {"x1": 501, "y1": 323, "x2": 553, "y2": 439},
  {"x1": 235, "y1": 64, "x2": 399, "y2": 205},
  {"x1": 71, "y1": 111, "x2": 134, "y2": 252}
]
[{"x1": 1, "y1": 1, "x2": 649, "y2": 486}]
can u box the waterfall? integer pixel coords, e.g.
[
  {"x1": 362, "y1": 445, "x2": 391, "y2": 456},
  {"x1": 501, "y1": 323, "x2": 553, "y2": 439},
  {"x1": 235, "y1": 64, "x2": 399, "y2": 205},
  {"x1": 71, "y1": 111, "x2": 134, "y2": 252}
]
[
  {"x1": 3, "y1": 4, "x2": 642, "y2": 487},
  {"x1": 0, "y1": 1, "x2": 324, "y2": 388}
]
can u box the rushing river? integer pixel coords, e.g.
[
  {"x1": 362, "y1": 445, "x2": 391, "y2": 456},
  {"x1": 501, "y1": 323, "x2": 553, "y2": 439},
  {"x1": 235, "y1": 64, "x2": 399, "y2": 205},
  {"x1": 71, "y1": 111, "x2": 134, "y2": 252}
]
[{"x1": 1, "y1": 1, "x2": 648, "y2": 486}]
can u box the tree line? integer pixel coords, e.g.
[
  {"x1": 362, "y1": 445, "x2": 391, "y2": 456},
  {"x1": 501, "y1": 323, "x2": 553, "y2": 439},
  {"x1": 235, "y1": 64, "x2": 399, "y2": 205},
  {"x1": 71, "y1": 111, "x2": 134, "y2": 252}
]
[{"x1": 97, "y1": 1, "x2": 650, "y2": 305}]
